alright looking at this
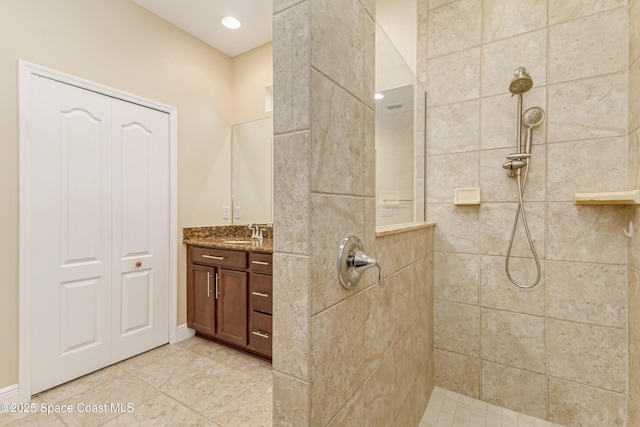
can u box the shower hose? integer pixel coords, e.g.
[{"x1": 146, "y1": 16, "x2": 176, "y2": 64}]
[{"x1": 505, "y1": 162, "x2": 541, "y2": 288}]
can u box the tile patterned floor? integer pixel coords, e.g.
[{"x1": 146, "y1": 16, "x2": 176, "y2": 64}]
[
  {"x1": 0, "y1": 337, "x2": 273, "y2": 426},
  {"x1": 419, "y1": 387, "x2": 565, "y2": 427},
  {"x1": 2, "y1": 340, "x2": 567, "y2": 426}
]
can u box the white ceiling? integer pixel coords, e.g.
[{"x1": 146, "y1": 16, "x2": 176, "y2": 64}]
[{"x1": 132, "y1": 0, "x2": 273, "y2": 57}]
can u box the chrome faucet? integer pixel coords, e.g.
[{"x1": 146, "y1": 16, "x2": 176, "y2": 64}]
[{"x1": 248, "y1": 223, "x2": 263, "y2": 240}]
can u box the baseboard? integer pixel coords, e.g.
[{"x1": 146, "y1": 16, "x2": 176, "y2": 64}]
[
  {"x1": 0, "y1": 384, "x2": 19, "y2": 404},
  {"x1": 175, "y1": 323, "x2": 195, "y2": 343}
]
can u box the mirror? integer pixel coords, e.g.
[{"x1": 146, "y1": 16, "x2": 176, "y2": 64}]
[
  {"x1": 375, "y1": 22, "x2": 426, "y2": 227},
  {"x1": 231, "y1": 117, "x2": 273, "y2": 225}
]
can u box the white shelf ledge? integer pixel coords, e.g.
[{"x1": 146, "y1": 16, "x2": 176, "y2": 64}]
[{"x1": 574, "y1": 190, "x2": 640, "y2": 205}]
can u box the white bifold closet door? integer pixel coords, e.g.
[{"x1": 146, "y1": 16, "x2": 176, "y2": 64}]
[{"x1": 27, "y1": 75, "x2": 169, "y2": 395}]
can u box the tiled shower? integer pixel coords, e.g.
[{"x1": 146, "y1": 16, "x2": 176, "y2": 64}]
[
  {"x1": 272, "y1": 0, "x2": 640, "y2": 426},
  {"x1": 420, "y1": 0, "x2": 638, "y2": 425}
]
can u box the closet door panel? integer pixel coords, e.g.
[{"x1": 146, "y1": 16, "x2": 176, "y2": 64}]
[
  {"x1": 110, "y1": 99, "x2": 170, "y2": 362},
  {"x1": 28, "y1": 75, "x2": 112, "y2": 394}
]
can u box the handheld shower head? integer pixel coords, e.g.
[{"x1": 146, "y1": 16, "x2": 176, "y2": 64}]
[
  {"x1": 522, "y1": 106, "x2": 545, "y2": 154},
  {"x1": 509, "y1": 66, "x2": 533, "y2": 95}
]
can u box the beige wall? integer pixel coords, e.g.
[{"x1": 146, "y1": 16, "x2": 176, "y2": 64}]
[
  {"x1": 419, "y1": 1, "x2": 629, "y2": 424},
  {"x1": 628, "y1": 0, "x2": 640, "y2": 425},
  {"x1": 232, "y1": 42, "x2": 273, "y2": 125},
  {"x1": 0, "y1": 0, "x2": 234, "y2": 389},
  {"x1": 272, "y1": 0, "x2": 434, "y2": 425}
]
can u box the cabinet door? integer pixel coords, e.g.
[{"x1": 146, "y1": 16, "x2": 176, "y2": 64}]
[
  {"x1": 188, "y1": 264, "x2": 216, "y2": 336},
  {"x1": 215, "y1": 268, "x2": 248, "y2": 346}
]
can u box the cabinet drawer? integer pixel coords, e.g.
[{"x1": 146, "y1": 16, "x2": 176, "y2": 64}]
[
  {"x1": 249, "y1": 312, "x2": 272, "y2": 357},
  {"x1": 191, "y1": 246, "x2": 247, "y2": 269},
  {"x1": 250, "y1": 273, "x2": 272, "y2": 315},
  {"x1": 249, "y1": 252, "x2": 272, "y2": 274}
]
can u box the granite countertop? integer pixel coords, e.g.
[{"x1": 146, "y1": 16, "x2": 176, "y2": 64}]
[
  {"x1": 184, "y1": 236, "x2": 273, "y2": 254},
  {"x1": 183, "y1": 225, "x2": 273, "y2": 254}
]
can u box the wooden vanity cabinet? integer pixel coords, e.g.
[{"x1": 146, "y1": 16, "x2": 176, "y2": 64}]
[
  {"x1": 187, "y1": 245, "x2": 272, "y2": 361},
  {"x1": 248, "y1": 252, "x2": 273, "y2": 359}
]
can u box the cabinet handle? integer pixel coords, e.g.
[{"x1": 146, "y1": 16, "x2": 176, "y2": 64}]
[
  {"x1": 215, "y1": 273, "x2": 220, "y2": 300},
  {"x1": 251, "y1": 291, "x2": 269, "y2": 298},
  {"x1": 207, "y1": 272, "x2": 212, "y2": 298},
  {"x1": 251, "y1": 260, "x2": 269, "y2": 266},
  {"x1": 202, "y1": 254, "x2": 224, "y2": 260},
  {"x1": 252, "y1": 330, "x2": 270, "y2": 339}
]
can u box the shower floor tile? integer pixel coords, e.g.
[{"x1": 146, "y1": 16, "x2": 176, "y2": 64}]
[{"x1": 420, "y1": 387, "x2": 565, "y2": 427}]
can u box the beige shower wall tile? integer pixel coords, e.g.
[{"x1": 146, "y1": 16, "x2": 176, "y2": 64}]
[
  {"x1": 394, "y1": 327, "x2": 422, "y2": 420},
  {"x1": 310, "y1": 71, "x2": 365, "y2": 196},
  {"x1": 630, "y1": 207, "x2": 640, "y2": 272},
  {"x1": 630, "y1": 333, "x2": 640, "y2": 411},
  {"x1": 480, "y1": 88, "x2": 546, "y2": 150},
  {"x1": 415, "y1": 225, "x2": 434, "y2": 259},
  {"x1": 435, "y1": 300, "x2": 480, "y2": 356},
  {"x1": 548, "y1": 377, "x2": 626, "y2": 427},
  {"x1": 483, "y1": 0, "x2": 547, "y2": 43},
  {"x1": 549, "y1": 8, "x2": 627, "y2": 84},
  {"x1": 274, "y1": 0, "x2": 306, "y2": 14},
  {"x1": 429, "y1": 0, "x2": 457, "y2": 9},
  {"x1": 417, "y1": 33, "x2": 428, "y2": 84},
  {"x1": 479, "y1": 145, "x2": 546, "y2": 203},
  {"x1": 364, "y1": 277, "x2": 395, "y2": 374},
  {"x1": 481, "y1": 308, "x2": 546, "y2": 373},
  {"x1": 427, "y1": 100, "x2": 480, "y2": 155},
  {"x1": 377, "y1": 231, "x2": 417, "y2": 278},
  {"x1": 394, "y1": 264, "x2": 418, "y2": 338},
  {"x1": 274, "y1": 132, "x2": 311, "y2": 255},
  {"x1": 326, "y1": 388, "x2": 364, "y2": 427},
  {"x1": 359, "y1": 0, "x2": 375, "y2": 17},
  {"x1": 428, "y1": 203, "x2": 479, "y2": 253},
  {"x1": 629, "y1": 130, "x2": 640, "y2": 190},
  {"x1": 434, "y1": 252, "x2": 479, "y2": 305},
  {"x1": 427, "y1": 152, "x2": 479, "y2": 203},
  {"x1": 547, "y1": 137, "x2": 627, "y2": 202},
  {"x1": 427, "y1": 0, "x2": 481, "y2": 58},
  {"x1": 548, "y1": 0, "x2": 626, "y2": 25},
  {"x1": 629, "y1": 398, "x2": 640, "y2": 427},
  {"x1": 479, "y1": 255, "x2": 545, "y2": 316},
  {"x1": 479, "y1": 202, "x2": 546, "y2": 258},
  {"x1": 547, "y1": 202, "x2": 626, "y2": 264},
  {"x1": 310, "y1": 0, "x2": 367, "y2": 101},
  {"x1": 272, "y1": 253, "x2": 310, "y2": 379},
  {"x1": 631, "y1": 58, "x2": 640, "y2": 133},
  {"x1": 481, "y1": 361, "x2": 547, "y2": 419},
  {"x1": 547, "y1": 73, "x2": 627, "y2": 143},
  {"x1": 481, "y1": 29, "x2": 547, "y2": 97},
  {"x1": 426, "y1": 48, "x2": 480, "y2": 106},
  {"x1": 547, "y1": 319, "x2": 627, "y2": 392},
  {"x1": 273, "y1": 2, "x2": 310, "y2": 134},
  {"x1": 547, "y1": 260, "x2": 626, "y2": 328},
  {"x1": 418, "y1": 0, "x2": 428, "y2": 35},
  {"x1": 310, "y1": 293, "x2": 367, "y2": 426},
  {"x1": 631, "y1": 267, "x2": 640, "y2": 341},
  {"x1": 394, "y1": 383, "x2": 417, "y2": 427},
  {"x1": 273, "y1": 371, "x2": 310, "y2": 427},
  {"x1": 364, "y1": 354, "x2": 395, "y2": 427},
  {"x1": 434, "y1": 349, "x2": 480, "y2": 399},
  {"x1": 310, "y1": 194, "x2": 365, "y2": 314},
  {"x1": 631, "y1": 0, "x2": 640, "y2": 65}
]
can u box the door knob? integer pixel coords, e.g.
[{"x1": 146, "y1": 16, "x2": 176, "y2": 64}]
[
  {"x1": 336, "y1": 235, "x2": 384, "y2": 289},
  {"x1": 135, "y1": 261, "x2": 142, "y2": 267}
]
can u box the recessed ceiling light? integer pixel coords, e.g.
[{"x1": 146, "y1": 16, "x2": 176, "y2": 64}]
[
  {"x1": 221, "y1": 16, "x2": 241, "y2": 30},
  {"x1": 374, "y1": 93, "x2": 384, "y2": 100}
]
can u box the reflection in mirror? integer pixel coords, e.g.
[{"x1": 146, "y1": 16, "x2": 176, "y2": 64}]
[
  {"x1": 231, "y1": 117, "x2": 273, "y2": 225},
  {"x1": 375, "y1": 23, "x2": 426, "y2": 227}
]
